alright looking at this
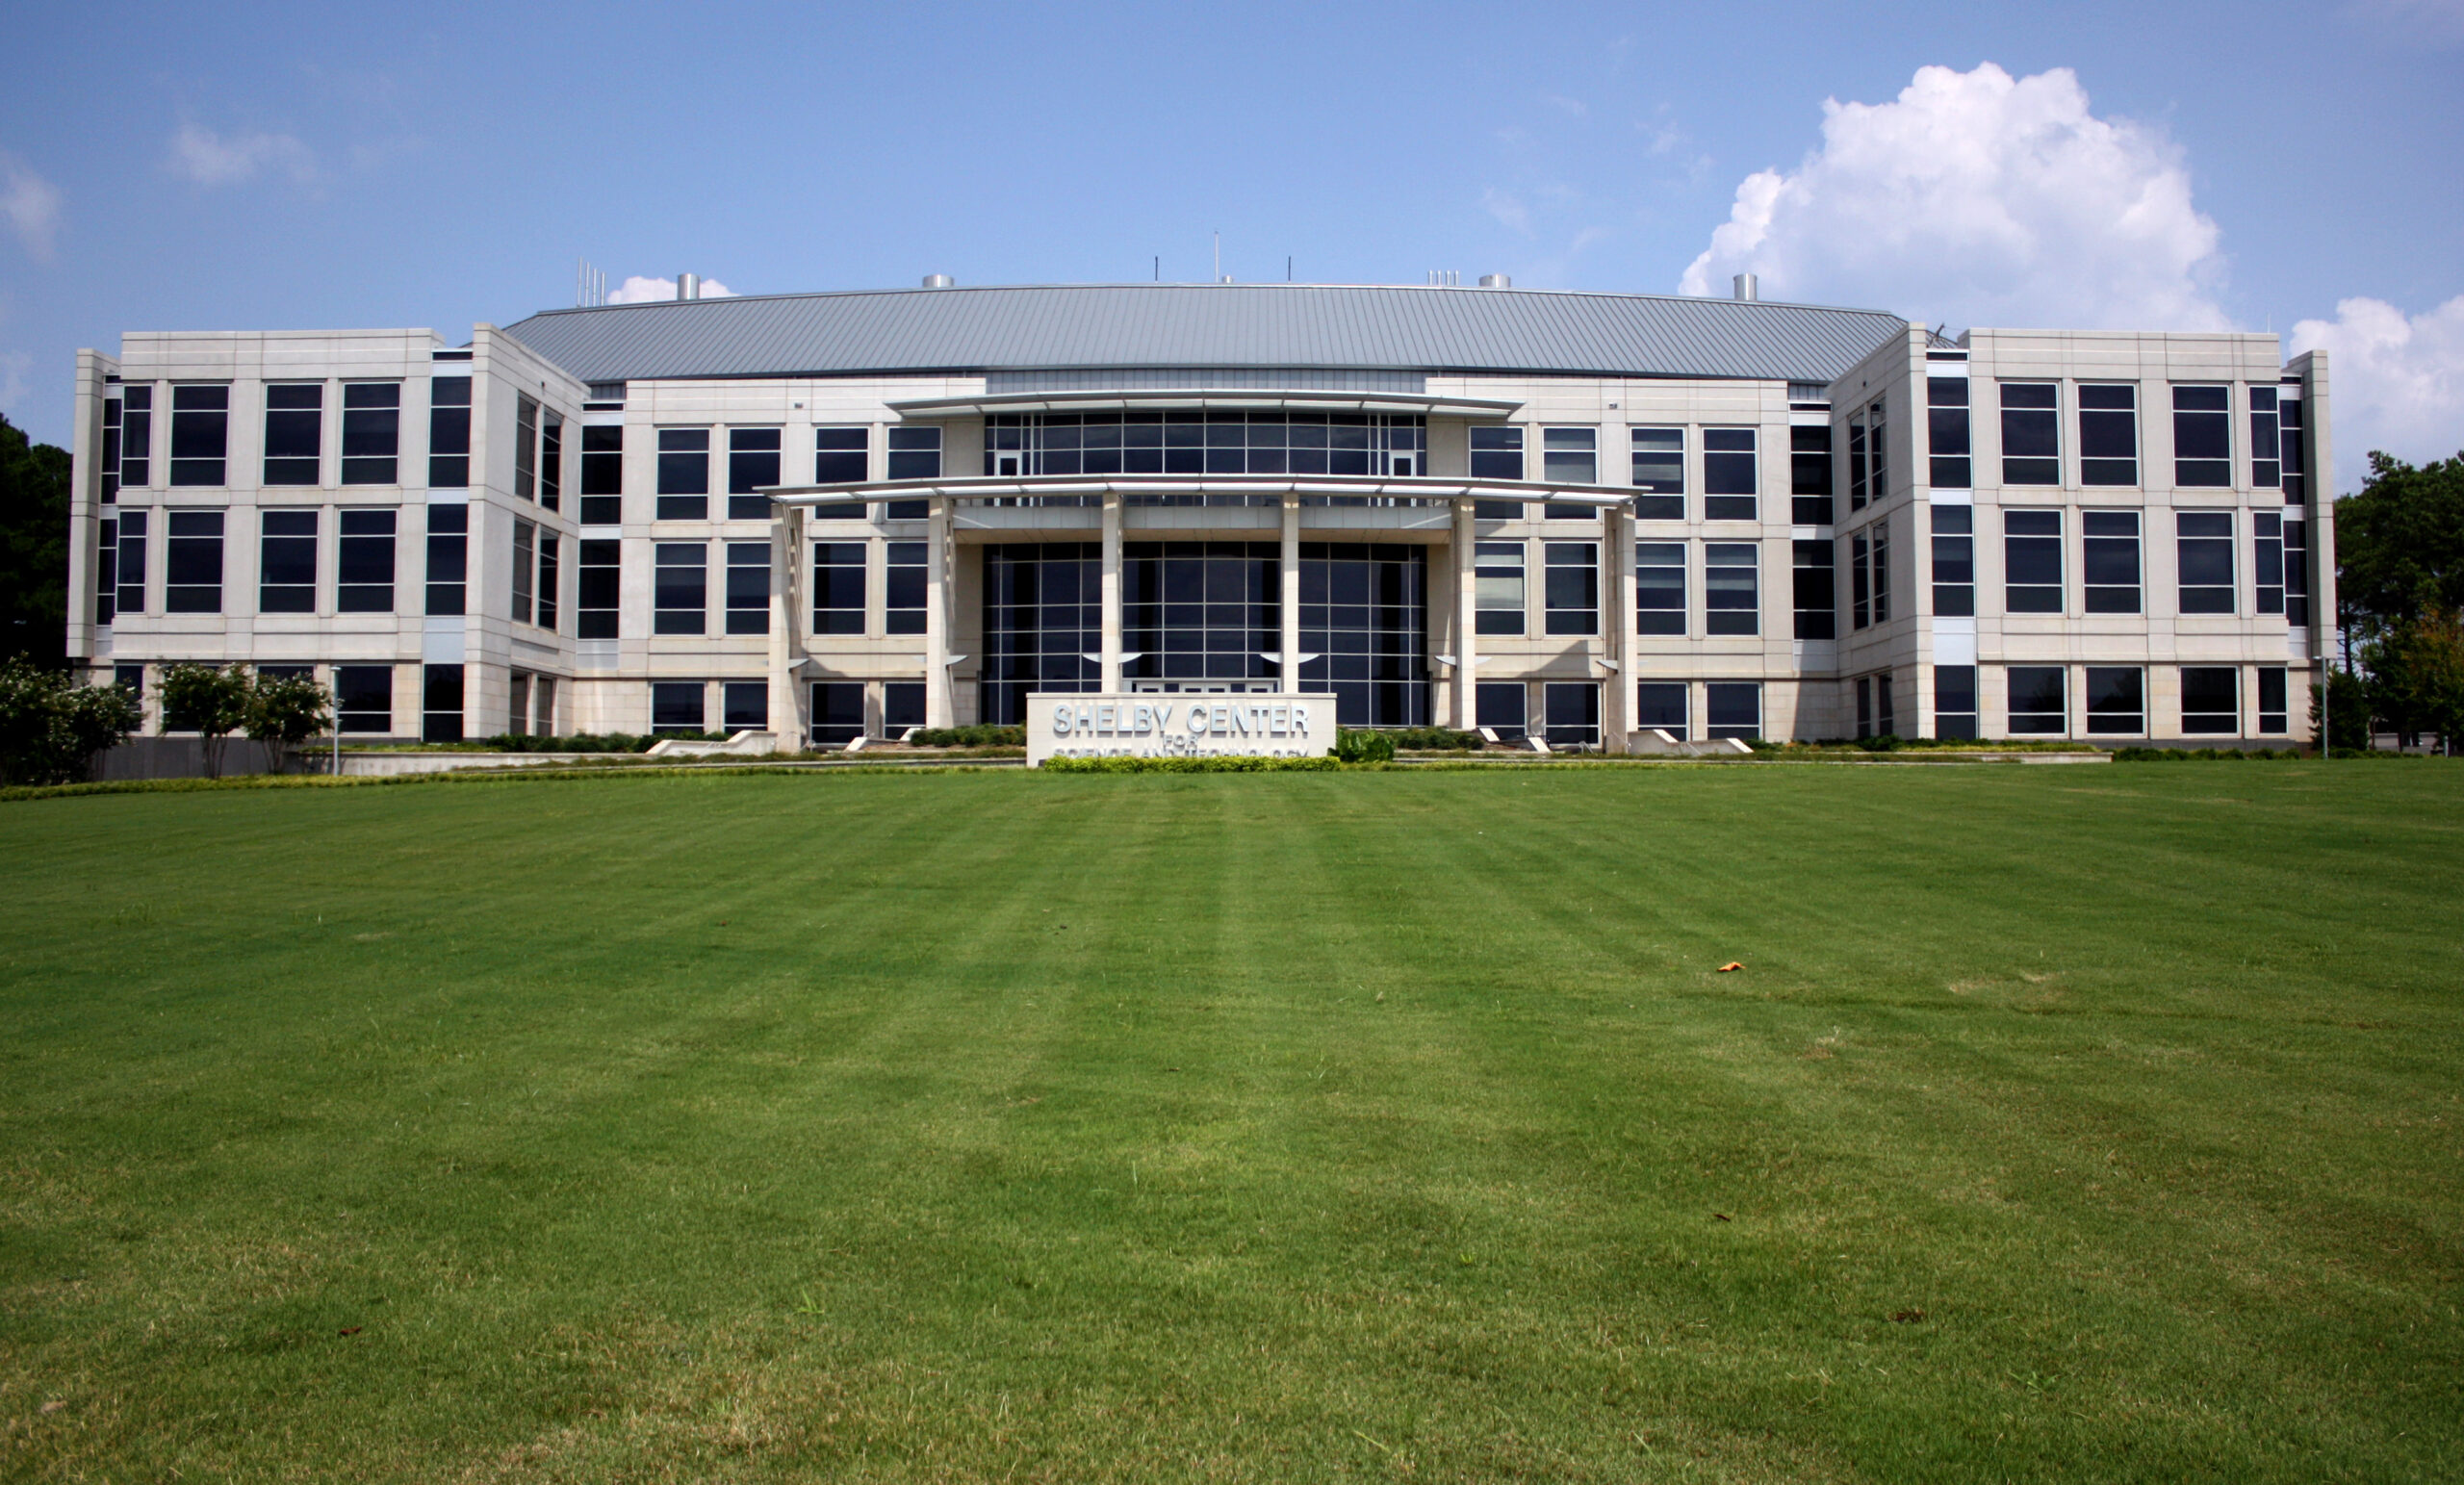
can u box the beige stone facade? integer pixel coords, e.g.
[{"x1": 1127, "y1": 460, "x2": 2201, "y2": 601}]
[{"x1": 67, "y1": 293, "x2": 2332, "y2": 748}]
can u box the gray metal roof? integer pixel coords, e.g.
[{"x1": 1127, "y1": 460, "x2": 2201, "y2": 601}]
[{"x1": 500, "y1": 283, "x2": 1908, "y2": 387}]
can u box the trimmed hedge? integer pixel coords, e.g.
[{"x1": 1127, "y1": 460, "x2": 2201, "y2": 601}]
[
  {"x1": 1041, "y1": 755, "x2": 1344, "y2": 773},
  {"x1": 2113, "y1": 747, "x2": 2304, "y2": 761},
  {"x1": 910, "y1": 725, "x2": 1026, "y2": 748}
]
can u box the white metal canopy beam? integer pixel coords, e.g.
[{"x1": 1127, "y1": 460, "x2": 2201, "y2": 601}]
[{"x1": 763, "y1": 474, "x2": 1631, "y2": 509}]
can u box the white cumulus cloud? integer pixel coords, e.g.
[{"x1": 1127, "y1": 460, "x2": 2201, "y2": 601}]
[
  {"x1": 605, "y1": 274, "x2": 735, "y2": 303},
  {"x1": 1679, "y1": 63, "x2": 2230, "y2": 333},
  {"x1": 167, "y1": 122, "x2": 315, "y2": 186},
  {"x1": 1, "y1": 152, "x2": 61, "y2": 260},
  {"x1": 2292, "y1": 294, "x2": 2464, "y2": 490}
]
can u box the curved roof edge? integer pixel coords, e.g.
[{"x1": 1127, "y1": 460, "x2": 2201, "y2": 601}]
[{"x1": 502, "y1": 281, "x2": 1912, "y2": 388}]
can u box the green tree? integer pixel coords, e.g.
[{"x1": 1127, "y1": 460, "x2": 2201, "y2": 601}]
[
  {"x1": 2312, "y1": 671, "x2": 2374, "y2": 753},
  {"x1": 0, "y1": 412, "x2": 71, "y2": 667},
  {"x1": 0, "y1": 657, "x2": 141, "y2": 784},
  {"x1": 2362, "y1": 609, "x2": 2464, "y2": 754},
  {"x1": 244, "y1": 671, "x2": 332, "y2": 775},
  {"x1": 2335, "y1": 450, "x2": 2464, "y2": 642},
  {"x1": 159, "y1": 663, "x2": 251, "y2": 778}
]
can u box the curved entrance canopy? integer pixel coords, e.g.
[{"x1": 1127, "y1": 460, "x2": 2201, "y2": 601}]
[{"x1": 763, "y1": 474, "x2": 1630, "y2": 510}]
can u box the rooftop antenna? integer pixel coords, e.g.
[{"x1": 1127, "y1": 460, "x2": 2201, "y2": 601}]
[
  {"x1": 1287, "y1": 255, "x2": 1293, "y2": 283},
  {"x1": 1154, "y1": 255, "x2": 1160, "y2": 282},
  {"x1": 575, "y1": 258, "x2": 605, "y2": 307}
]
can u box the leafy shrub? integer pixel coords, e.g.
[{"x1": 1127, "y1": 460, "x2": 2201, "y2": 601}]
[
  {"x1": 1333, "y1": 729, "x2": 1396, "y2": 763},
  {"x1": 1041, "y1": 755, "x2": 1342, "y2": 773},
  {"x1": 910, "y1": 725, "x2": 1025, "y2": 747},
  {"x1": 158, "y1": 663, "x2": 252, "y2": 778},
  {"x1": 245, "y1": 673, "x2": 331, "y2": 774},
  {"x1": 0, "y1": 659, "x2": 141, "y2": 785}
]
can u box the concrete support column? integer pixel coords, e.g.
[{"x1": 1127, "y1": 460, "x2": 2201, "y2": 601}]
[
  {"x1": 1604, "y1": 503, "x2": 1633, "y2": 752},
  {"x1": 1452, "y1": 498, "x2": 1478, "y2": 730},
  {"x1": 1279, "y1": 495, "x2": 1302, "y2": 694},
  {"x1": 1100, "y1": 492, "x2": 1123, "y2": 693},
  {"x1": 768, "y1": 505, "x2": 803, "y2": 747},
  {"x1": 925, "y1": 497, "x2": 953, "y2": 728}
]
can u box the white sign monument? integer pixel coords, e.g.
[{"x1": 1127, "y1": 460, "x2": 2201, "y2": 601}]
[{"x1": 1026, "y1": 693, "x2": 1325, "y2": 766}]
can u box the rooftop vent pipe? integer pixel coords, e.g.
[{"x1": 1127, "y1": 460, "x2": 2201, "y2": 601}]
[
  {"x1": 921, "y1": 273, "x2": 955, "y2": 289},
  {"x1": 1732, "y1": 272, "x2": 1758, "y2": 302},
  {"x1": 678, "y1": 272, "x2": 702, "y2": 301},
  {"x1": 1478, "y1": 273, "x2": 1511, "y2": 289}
]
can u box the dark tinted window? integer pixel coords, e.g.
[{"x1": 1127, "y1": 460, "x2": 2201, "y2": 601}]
[
  {"x1": 2007, "y1": 666, "x2": 2066, "y2": 733},
  {"x1": 424, "y1": 502, "x2": 467, "y2": 616},
  {"x1": 2172, "y1": 386, "x2": 2231, "y2": 487},
  {"x1": 2004, "y1": 509, "x2": 2063, "y2": 613},
  {"x1": 1999, "y1": 383, "x2": 2058, "y2": 486},
  {"x1": 578, "y1": 539, "x2": 620, "y2": 638},
  {"x1": 1926, "y1": 378, "x2": 1970, "y2": 490},
  {"x1": 814, "y1": 425, "x2": 868, "y2": 484},
  {"x1": 651, "y1": 681, "x2": 706, "y2": 733},
  {"x1": 264, "y1": 384, "x2": 322, "y2": 485},
  {"x1": 1702, "y1": 428, "x2": 1757, "y2": 519},
  {"x1": 813, "y1": 541, "x2": 865, "y2": 634},
  {"x1": 340, "y1": 383, "x2": 400, "y2": 485},
  {"x1": 423, "y1": 663, "x2": 463, "y2": 742},
  {"x1": 654, "y1": 543, "x2": 706, "y2": 633},
  {"x1": 1470, "y1": 425, "x2": 1524, "y2": 480},
  {"x1": 2180, "y1": 667, "x2": 2239, "y2": 734},
  {"x1": 887, "y1": 425, "x2": 941, "y2": 480},
  {"x1": 579, "y1": 424, "x2": 622, "y2": 524},
  {"x1": 1935, "y1": 665, "x2": 1978, "y2": 740},
  {"x1": 259, "y1": 510, "x2": 318, "y2": 612},
  {"x1": 1637, "y1": 543, "x2": 1684, "y2": 636},
  {"x1": 1930, "y1": 503, "x2": 1973, "y2": 617},
  {"x1": 1790, "y1": 424, "x2": 1833, "y2": 524},
  {"x1": 2081, "y1": 510, "x2": 2141, "y2": 614},
  {"x1": 657, "y1": 428, "x2": 709, "y2": 519},
  {"x1": 1635, "y1": 681, "x2": 1685, "y2": 733},
  {"x1": 165, "y1": 508, "x2": 223, "y2": 611},
  {"x1": 723, "y1": 681, "x2": 768, "y2": 731},
  {"x1": 2177, "y1": 511, "x2": 2235, "y2": 613},
  {"x1": 1704, "y1": 542, "x2": 1758, "y2": 635},
  {"x1": 428, "y1": 377, "x2": 472, "y2": 488},
  {"x1": 725, "y1": 541, "x2": 770, "y2": 635},
  {"x1": 1792, "y1": 539, "x2": 1835, "y2": 639},
  {"x1": 886, "y1": 540, "x2": 927, "y2": 635},
  {"x1": 338, "y1": 509, "x2": 396, "y2": 612},
  {"x1": 2078, "y1": 384, "x2": 2137, "y2": 486},
  {"x1": 1542, "y1": 542, "x2": 1598, "y2": 635},
  {"x1": 336, "y1": 665, "x2": 393, "y2": 733},
  {"x1": 728, "y1": 427, "x2": 782, "y2": 520},
  {"x1": 168, "y1": 385, "x2": 228, "y2": 486},
  {"x1": 2085, "y1": 666, "x2": 2143, "y2": 734},
  {"x1": 1704, "y1": 681, "x2": 1759, "y2": 739}
]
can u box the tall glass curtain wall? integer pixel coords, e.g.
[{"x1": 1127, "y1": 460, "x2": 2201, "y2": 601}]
[
  {"x1": 978, "y1": 542, "x2": 1428, "y2": 726},
  {"x1": 985, "y1": 412, "x2": 1425, "y2": 488},
  {"x1": 981, "y1": 544, "x2": 1102, "y2": 725}
]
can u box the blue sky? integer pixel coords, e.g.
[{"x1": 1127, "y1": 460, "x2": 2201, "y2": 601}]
[{"x1": 4, "y1": 0, "x2": 2460, "y2": 483}]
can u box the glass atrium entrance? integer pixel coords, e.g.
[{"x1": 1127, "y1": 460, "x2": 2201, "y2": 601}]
[{"x1": 978, "y1": 540, "x2": 1429, "y2": 726}]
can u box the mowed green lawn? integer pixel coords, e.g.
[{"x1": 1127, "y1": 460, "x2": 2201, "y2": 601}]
[{"x1": 3, "y1": 765, "x2": 2461, "y2": 1483}]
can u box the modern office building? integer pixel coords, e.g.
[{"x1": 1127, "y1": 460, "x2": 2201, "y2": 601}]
[{"x1": 64, "y1": 277, "x2": 2334, "y2": 747}]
